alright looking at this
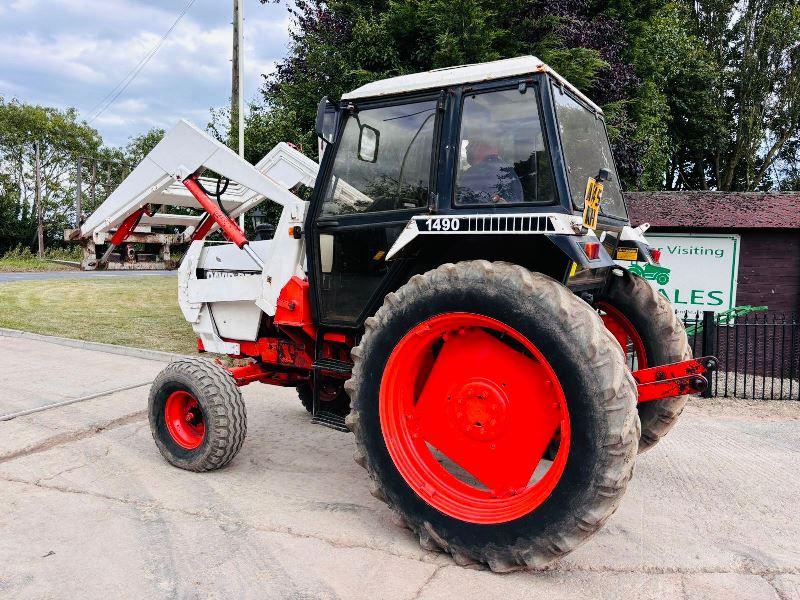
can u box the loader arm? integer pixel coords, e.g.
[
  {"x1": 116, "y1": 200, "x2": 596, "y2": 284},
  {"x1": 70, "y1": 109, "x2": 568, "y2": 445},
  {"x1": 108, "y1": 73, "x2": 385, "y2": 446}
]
[
  {"x1": 79, "y1": 120, "x2": 317, "y2": 240},
  {"x1": 76, "y1": 119, "x2": 319, "y2": 307}
]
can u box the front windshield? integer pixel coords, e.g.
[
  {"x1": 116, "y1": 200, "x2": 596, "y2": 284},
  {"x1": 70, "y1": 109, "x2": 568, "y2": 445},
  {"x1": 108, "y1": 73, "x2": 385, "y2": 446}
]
[{"x1": 552, "y1": 84, "x2": 627, "y2": 220}]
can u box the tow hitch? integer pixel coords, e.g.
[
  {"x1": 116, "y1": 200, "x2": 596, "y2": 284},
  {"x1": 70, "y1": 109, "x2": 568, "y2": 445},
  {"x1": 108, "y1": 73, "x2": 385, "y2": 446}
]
[{"x1": 633, "y1": 356, "x2": 718, "y2": 403}]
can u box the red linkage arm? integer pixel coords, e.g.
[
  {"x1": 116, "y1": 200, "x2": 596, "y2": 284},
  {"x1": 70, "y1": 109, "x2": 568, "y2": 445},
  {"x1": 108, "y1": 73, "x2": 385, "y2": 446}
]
[{"x1": 633, "y1": 356, "x2": 718, "y2": 403}]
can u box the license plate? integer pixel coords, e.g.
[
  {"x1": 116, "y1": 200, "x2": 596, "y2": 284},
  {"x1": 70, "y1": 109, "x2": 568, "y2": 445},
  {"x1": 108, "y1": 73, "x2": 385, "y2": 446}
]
[
  {"x1": 616, "y1": 247, "x2": 638, "y2": 261},
  {"x1": 582, "y1": 177, "x2": 602, "y2": 230}
]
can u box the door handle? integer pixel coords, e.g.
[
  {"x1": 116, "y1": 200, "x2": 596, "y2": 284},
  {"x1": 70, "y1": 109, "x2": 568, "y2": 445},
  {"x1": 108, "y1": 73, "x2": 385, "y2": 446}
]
[{"x1": 316, "y1": 221, "x2": 339, "y2": 229}]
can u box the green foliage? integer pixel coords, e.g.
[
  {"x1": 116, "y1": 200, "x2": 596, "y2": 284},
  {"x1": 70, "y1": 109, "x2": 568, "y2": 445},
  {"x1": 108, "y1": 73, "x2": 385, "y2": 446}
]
[
  {"x1": 632, "y1": 0, "x2": 800, "y2": 190},
  {"x1": 0, "y1": 99, "x2": 103, "y2": 248},
  {"x1": 0, "y1": 172, "x2": 33, "y2": 254},
  {"x1": 0, "y1": 244, "x2": 82, "y2": 271},
  {"x1": 256, "y1": 0, "x2": 799, "y2": 192},
  {"x1": 122, "y1": 127, "x2": 165, "y2": 164},
  {"x1": 631, "y1": 2, "x2": 724, "y2": 189},
  {"x1": 255, "y1": 0, "x2": 643, "y2": 186},
  {"x1": 0, "y1": 99, "x2": 169, "y2": 253}
]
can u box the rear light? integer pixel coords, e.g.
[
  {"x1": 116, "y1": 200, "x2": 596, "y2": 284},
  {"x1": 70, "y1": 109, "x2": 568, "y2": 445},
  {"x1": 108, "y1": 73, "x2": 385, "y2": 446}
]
[
  {"x1": 650, "y1": 248, "x2": 662, "y2": 264},
  {"x1": 582, "y1": 242, "x2": 600, "y2": 260}
]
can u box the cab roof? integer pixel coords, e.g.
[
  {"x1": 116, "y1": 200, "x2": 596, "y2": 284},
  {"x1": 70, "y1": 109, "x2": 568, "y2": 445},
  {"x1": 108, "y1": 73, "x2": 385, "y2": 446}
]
[{"x1": 340, "y1": 55, "x2": 603, "y2": 114}]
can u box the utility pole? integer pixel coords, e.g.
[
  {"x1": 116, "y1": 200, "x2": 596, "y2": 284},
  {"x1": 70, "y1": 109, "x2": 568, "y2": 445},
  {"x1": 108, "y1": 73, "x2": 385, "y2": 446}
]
[
  {"x1": 232, "y1": 0, "x2": 245, "y2": 228},
  {"x1": 34, "y1": 141, "x2": 44, "y2": 257}
]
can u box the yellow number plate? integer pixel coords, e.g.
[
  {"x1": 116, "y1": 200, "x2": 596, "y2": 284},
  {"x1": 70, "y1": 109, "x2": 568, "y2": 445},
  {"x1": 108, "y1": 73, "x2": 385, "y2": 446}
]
[
  {"x1": 582, "y1": 177, "x2": 603, "y2": 230},
  {"x1": 616, "y1": 247, "x2": 638, "y2": 261}
]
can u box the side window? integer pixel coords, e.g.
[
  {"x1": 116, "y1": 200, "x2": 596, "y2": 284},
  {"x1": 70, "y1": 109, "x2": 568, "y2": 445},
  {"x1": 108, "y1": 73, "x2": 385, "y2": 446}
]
[
  {"x1": 456, "y1": 87, "x2": 555, "y2": 206},
  {"x1": 321, "y1": 101, "x2": 437, "y2": 217}
]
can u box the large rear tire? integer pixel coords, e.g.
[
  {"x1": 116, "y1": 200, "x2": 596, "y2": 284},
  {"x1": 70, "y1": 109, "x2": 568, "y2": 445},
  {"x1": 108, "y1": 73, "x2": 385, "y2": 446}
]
[
  {"x1": 345, "y1": 261, "x2": 639, "y2": 571},
  {"x1": 149, "y1": 357, "x2": 247, "y2": 472},
  {"x1": 597, "y1": 270, "x2": 691, "y2": 453}
]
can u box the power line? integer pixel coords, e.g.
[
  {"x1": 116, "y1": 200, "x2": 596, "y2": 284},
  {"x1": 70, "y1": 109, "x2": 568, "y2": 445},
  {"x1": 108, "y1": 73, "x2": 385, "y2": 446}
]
[{"x1": 87, "y1": 0, "x2": 200, "y2": 124}]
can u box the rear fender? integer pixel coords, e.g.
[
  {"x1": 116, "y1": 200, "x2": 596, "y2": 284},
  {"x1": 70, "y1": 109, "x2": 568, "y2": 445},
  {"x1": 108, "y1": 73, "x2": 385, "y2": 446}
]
[{"x1": 616, "y1": 223, "x2": 658, "y2": 264}]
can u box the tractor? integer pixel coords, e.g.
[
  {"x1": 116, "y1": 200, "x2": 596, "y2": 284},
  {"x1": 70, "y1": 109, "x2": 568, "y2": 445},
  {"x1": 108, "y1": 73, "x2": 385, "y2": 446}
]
[
  {"x1": 76, "y1": 56, "x2": 715, "y2": 571},
  {"x1": 628, "y1": 262, "x2": 671, "y2": 286}
]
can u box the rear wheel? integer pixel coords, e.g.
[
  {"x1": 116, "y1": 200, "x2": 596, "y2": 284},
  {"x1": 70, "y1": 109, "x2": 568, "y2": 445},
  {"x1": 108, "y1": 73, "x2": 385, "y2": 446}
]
[
  {"x1": 149, "y1": 357, "x2": 247, "y2": 471},
  {"x1": 596, "y1": 270, "x2": 691, "y2": 453},
  {"x1": 346, "y1": 261, "x2": 639, "y2": 571}
]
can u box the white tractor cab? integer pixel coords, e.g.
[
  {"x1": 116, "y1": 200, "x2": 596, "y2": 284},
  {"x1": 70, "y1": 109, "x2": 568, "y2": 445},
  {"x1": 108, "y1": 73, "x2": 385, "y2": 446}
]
[{"x1": 81, "y1": 56, "x2": 714, "y2": 571}]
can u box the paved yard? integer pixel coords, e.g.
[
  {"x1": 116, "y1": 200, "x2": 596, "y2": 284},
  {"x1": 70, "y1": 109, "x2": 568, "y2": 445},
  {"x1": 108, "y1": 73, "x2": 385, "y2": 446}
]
[{"x1": 0, "y1": 335, "x2": 798, "y2": 599}]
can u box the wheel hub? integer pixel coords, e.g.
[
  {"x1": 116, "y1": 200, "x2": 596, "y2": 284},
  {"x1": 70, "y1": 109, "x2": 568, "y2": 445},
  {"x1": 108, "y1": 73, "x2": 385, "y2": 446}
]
[
  {"x1": 450, "y1": 379, "x2": 508, "y2": 441},
  {"x1": 185, "y1": 406, "x2": 203, "y2": 426},
  {"x1": 164, "y1": 390, "x2": 205, "y2": 450}
]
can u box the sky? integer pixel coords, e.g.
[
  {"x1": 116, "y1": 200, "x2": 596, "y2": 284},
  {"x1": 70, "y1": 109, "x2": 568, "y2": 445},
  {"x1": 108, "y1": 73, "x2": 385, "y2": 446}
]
[{"x1": 0, "y1": 0, "x2": 292, "y2": 147}]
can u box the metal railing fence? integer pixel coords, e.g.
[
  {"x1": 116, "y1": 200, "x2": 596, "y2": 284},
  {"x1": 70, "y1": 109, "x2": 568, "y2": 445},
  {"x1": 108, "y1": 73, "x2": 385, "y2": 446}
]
[{"x1": 680, "y1": 311, "x2": 799, "y2": 400}]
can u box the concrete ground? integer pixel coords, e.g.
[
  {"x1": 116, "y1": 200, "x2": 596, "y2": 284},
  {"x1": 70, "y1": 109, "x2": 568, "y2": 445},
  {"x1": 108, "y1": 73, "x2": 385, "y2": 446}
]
[
  {"x1": 0, "y1": 336, "x2": 798, "y2": 600},
  {"x1": 0, "y1": 270, "x2": 175, "y2": 283}
]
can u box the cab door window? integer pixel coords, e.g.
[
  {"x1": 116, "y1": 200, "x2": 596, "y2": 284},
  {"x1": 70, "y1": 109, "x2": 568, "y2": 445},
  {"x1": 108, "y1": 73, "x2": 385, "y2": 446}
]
[
  {"x1": 321, "y1": 101, "x2": 437, "y2": 216},
  {"x1": 552, "y1": 86, "x2": 627, "y2": 220}
]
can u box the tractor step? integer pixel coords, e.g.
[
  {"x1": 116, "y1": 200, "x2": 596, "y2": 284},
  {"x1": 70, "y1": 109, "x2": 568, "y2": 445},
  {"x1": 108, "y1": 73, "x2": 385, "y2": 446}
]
[
  {"x1": 312, "y1": 358, "x2": 353, "y2": 375},
  {"x1": 312, "y1": 409, "x2": 349, "y2": 432}
]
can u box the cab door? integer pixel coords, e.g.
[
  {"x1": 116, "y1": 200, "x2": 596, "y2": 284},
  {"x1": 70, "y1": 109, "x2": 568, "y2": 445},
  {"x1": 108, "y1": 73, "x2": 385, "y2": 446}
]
[{"x1": 309, "y1": 96, "x2": 441, "y2": 327}]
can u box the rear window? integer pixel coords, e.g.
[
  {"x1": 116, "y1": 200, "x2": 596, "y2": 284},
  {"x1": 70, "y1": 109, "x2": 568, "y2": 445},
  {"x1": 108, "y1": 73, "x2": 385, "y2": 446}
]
[
  {"x1": 455, "y1": 87, "x2": 556, "y2": 206},
  {"x1": 552, "y1": 85, "x2": 627, "y2": 220}
]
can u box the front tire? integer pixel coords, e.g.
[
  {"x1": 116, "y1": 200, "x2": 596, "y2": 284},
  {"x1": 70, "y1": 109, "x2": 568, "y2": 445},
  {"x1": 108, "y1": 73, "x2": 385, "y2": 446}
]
[
  {"x1": 345, "y1": 261, "x2": 639, "y2": 571},
  {"x1": 149, "y1": 357, "x2": 247, "y2": 471},
  {"x1": 597, "y1": 270, "x2": 691, "y2": 453}
]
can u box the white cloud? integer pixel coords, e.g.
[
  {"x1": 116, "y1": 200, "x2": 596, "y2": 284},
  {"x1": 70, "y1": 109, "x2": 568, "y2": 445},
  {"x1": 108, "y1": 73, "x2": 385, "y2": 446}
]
[{"x1": 0, "y1": 0, "x2": 292, "y2": 147}]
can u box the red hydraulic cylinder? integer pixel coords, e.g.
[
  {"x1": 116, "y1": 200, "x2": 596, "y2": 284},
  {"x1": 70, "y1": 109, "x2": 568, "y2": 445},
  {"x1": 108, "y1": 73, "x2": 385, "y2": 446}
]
[
  {"x1": 110, "y1": 206, "x2": 147, "y2": 246},
  {"x1": 183, "y1": 175, "x2": 248, "y2": 248},
  {"x1": 191, "y1": 215, "x2": 215, "y2": 241}
]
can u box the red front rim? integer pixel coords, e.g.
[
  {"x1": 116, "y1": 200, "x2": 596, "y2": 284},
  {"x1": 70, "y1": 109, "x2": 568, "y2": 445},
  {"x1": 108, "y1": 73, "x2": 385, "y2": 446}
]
[
  {"x1": 379, "y1": 313, "x2": 571, "y2": 524},
  {"x1": 597, "y1": 302, "x2": 648, "y2": 371},
  {"x1": 164, "y1": 390, "x2": 205, "y2": 450}
]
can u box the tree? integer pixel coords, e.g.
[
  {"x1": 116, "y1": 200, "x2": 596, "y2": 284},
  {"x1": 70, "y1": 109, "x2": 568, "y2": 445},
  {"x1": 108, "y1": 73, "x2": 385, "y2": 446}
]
[
  {"x1": 633, "y1": 0, "x2": 800, "y2": 190},
  {"x1": 122, "y1": 127, "x2": 165, "y2": 164},
  {"x1": 0, "y1": 173, "x2": 33, "y2": 254},
  {"x1": 257, "y1": 0, "x2": 799, "y2": 192},
  {"x1": 0, "y1": 99, "x2": 103, "y2": 248},
  {"x1": 257, "y1": 0, "x2": 648, "y2": 186}
]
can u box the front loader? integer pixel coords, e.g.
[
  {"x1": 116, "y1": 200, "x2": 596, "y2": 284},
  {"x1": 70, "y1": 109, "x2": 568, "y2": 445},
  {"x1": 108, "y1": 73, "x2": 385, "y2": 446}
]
[{"x1": 79, "y1": 56, "x2": 715, "y2": 571}]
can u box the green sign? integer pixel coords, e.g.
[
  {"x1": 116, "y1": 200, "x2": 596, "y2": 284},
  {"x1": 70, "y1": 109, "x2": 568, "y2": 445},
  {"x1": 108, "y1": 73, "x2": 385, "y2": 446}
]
[{"x1": 617, "y1": 233, "x2": 740, "y2": 312}]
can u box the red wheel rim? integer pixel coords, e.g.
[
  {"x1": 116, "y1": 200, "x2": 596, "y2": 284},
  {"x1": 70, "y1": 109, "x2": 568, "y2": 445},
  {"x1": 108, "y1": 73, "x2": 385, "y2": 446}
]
[
  {"x1": 597, "y1": 302, "x2": 648, "y2": 371},
  {"x1": 164, "y1": 390, "x2": 205, "y2": 449},
  {"x1": 379, "y1": 313, "x2": 571, "y2": 524}
]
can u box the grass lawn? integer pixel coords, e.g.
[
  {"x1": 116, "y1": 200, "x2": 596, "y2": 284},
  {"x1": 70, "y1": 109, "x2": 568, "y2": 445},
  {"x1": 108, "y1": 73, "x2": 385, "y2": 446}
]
[
  {"x1": 0, "y1": 256, "x2": 77, "y2": 272},
  {"x1": 0, "y1": 276, "x2": 197, "y2": 354}
]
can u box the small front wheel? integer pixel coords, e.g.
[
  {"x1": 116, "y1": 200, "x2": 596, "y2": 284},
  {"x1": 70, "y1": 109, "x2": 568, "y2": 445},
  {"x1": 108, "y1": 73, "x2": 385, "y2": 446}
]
[{"x1": 149, "y1": 357, "x2": 247, "y2": 471}]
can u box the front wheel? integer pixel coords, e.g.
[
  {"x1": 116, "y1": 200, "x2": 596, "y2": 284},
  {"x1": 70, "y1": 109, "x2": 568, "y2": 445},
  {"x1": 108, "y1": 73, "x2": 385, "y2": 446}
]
[
  {"x1": 345, "y1": 261, "x2": 639, "y2": 571},
  {"x1": 596, "y1": 270, "x2": 691, "y2": 452},
  {"x1": 149, "y1": 357, "x2": 247, "y2": 471}
]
